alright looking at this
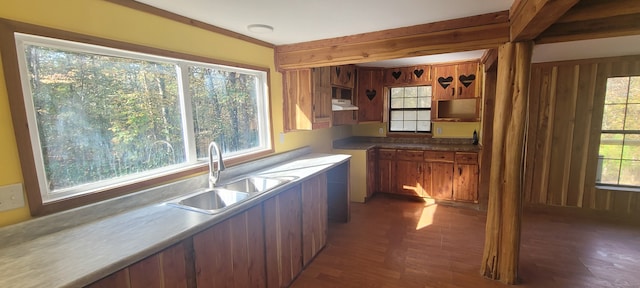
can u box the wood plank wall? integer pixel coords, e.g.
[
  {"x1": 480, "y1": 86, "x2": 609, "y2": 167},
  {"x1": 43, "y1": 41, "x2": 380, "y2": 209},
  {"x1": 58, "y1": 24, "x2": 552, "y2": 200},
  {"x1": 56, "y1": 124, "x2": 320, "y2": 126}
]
[{"x1": 524, "y1": 55, "x2": 640, "y2": 218}]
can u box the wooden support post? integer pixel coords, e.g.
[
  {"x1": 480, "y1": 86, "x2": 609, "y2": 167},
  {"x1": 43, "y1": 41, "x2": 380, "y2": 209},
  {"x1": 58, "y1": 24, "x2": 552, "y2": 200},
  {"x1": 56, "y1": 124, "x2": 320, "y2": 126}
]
[{"x1": 481, "y1": 41, "x2": 533, "y2": 284}]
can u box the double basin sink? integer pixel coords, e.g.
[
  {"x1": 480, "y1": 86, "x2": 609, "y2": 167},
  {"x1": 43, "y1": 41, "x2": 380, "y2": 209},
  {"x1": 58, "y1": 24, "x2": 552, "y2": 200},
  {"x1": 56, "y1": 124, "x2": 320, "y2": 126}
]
[{"x1": 168, "y1": 176, "x2": 291, "y2": 214}]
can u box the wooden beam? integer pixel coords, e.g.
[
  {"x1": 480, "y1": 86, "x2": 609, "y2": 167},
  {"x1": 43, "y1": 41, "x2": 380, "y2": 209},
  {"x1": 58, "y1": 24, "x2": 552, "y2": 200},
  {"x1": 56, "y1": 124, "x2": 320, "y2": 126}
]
[
  {"x1": 537, "y1": 13, "x2": 640, "y2": 44},
  {"x1": 275, "y1": 12, "x2": 509, "y2": 70},
  {"x1": 481, "y1": 41, "x2": 533, "y2": 284},
  {"x1": 510, "y1": 0, "x2": 580, "y2": 42},
  {"x1": 555, "y1": 0, "x2": 640, "y2": 23}
]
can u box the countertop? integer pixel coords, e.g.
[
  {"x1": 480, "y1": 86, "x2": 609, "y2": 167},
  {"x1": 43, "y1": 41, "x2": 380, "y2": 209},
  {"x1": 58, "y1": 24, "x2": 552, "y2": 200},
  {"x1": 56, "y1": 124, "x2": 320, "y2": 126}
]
[
  {"x1": 0, "y1": 150, "x2": 350, "y2": 288},
  {"x1": 333, "y1": 136, "x2": 481, "y2": 152}
]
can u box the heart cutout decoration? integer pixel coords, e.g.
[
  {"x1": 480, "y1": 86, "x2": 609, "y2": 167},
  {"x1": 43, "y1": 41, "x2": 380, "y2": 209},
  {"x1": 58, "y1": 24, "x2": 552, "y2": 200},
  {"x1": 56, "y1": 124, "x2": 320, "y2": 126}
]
[
  {"x1": 366, "y1": 89, "x2": 377, "y2": 100},
  {"x1": 413, "y1": 69, "x2": 424, "y2": 78},
  {"x1": 438, "y1": 76, "x2": 453, "y2": 89},
  {"x1": 335, "y1": 67, "x2": 341, "y2": 77},
  {"x1": 459, "y1": 74, "x2": 476, "y2": 87},
  {"x1": 391, "y1": 71, "x2": 402, "y2": 80}
]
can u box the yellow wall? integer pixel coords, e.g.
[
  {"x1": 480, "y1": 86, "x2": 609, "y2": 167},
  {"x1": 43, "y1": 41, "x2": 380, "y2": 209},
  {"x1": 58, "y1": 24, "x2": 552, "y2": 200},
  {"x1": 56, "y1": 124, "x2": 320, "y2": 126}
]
[
  {"x1": 0, "y1": 0, "x2": 343, "y2": 226},
  {"x1": 432, "y1": 122, "x2": 480, "y2": 139}
]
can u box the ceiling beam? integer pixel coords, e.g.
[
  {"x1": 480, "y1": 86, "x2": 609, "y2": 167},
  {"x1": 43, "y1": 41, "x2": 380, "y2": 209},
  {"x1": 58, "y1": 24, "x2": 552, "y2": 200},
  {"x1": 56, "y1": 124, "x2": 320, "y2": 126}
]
[
  {"x1": 509, "y1": 0, "x2": 580, "y2": 42},
  {"x1": 537, "y1": 0, "x2": 640, "y2": 44},
  {"x1": 275, "y1": 11, "x2": 509, "y2": 70}
]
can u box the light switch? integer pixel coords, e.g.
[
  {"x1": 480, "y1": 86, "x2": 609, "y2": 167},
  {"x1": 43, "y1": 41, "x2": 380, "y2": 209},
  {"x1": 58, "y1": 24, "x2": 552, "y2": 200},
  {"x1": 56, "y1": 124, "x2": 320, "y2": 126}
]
[{"x1": 0, "y1": 183, "x2": 25, "y2": 212}]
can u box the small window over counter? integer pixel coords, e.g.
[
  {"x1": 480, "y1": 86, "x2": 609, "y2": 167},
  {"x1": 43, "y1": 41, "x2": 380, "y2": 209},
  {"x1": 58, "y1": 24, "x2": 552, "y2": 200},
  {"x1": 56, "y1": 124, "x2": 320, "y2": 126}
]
[{"x1": 388, "y1": 86, "x2": 431, "y2": 133}]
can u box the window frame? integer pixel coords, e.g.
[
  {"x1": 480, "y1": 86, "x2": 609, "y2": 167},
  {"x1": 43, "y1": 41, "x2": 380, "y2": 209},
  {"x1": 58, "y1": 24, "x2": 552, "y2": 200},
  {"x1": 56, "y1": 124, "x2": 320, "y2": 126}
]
[
  {"x1": 596, "y1": 76, "x2": 640, "y2": 189},
  {"x1": 387, "y1": 85, "x2": 433, "y2": 134},
  {"x1": 0, "y1": 19, "x2": 274, "y2": 215}
]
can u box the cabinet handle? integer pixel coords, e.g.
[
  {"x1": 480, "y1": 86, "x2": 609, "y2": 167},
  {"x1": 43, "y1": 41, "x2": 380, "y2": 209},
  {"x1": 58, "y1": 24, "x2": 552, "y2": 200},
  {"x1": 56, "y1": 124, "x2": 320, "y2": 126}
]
[
  {"x1": 459, "y1": 167, "x2": 462, "y2": 176},
  {"x1": 458, "y1": 87, "x2": 461, "y2": 96},
  {"x1": 451, "y1": 87, "x2": 455, "y2": 97}
]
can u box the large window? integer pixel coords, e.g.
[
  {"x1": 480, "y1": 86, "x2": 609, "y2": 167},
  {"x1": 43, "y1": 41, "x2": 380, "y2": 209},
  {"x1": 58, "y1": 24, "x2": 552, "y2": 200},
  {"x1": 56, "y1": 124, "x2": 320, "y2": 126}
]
[
  {"x1": 13, "y1": 33, "x2": 271, "y2": 203},
  {"x1": 389, "y1": 86, "x2": 432, "y2": 133},
  {"x1": 597, "y1": 76, "x2": 640, "y2": 187}
]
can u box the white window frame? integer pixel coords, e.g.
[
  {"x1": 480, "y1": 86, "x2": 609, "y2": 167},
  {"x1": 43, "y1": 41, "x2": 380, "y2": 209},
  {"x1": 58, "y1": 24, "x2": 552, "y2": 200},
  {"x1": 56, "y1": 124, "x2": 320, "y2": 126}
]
[{"x1": 14, "y1": 33, "x2": 272, "y2": 203}]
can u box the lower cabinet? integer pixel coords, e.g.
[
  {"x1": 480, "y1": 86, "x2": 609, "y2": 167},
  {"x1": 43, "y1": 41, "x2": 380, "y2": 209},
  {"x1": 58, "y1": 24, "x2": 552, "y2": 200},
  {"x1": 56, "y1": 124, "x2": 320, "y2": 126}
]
[
  {"x1": 301, "y1": 173, "x2": 328, "y2": 266},
  {"x1": 264, "y1": 186, "x2": 303, "y2": 288},
  {"x1": 453, "y1": 152, "x2": 479, "y2": 202},
  {"x1": 395, "y1": 150, "x2": 424, "y2": 197},
  {"x1": 193, "y1": 204, "x2": 266, "y2": 287},
  {"x1": 86, "y1": 173, "x2": 332, "y2": 288},
  {"x1": 424, "y1": 151, "x2": 454, "y2": 200},
  {"x1": 366, "y1": 149, "x2": 377, "y2": 200},
  {"x1": 86, "y1": 240, "x2": 193, "y2": 288},
  {"x1": 376, "y1": 149, "x2": 395, "y2": 194}
]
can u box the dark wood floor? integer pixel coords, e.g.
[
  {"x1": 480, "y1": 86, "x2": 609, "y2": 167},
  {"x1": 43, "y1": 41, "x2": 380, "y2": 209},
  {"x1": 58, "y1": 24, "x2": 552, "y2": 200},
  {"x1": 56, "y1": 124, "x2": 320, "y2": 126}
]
[{"x1": 291, "y1": 194, "x2": 640, "y2": 288}]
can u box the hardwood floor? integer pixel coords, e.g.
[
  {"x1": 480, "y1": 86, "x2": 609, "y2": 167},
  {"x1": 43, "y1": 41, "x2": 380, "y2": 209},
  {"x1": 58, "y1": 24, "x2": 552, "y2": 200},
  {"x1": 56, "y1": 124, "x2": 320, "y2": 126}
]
[{"x1": 291, "y1": 194, "x2": 640, "y2": 288}]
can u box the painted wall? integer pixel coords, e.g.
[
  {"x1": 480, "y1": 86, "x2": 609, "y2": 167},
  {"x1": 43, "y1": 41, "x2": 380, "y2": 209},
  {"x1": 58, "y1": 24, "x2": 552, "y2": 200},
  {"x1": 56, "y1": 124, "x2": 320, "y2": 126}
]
[{"x1": 0, "y1": 0, "x2": 345, "y2": 226}]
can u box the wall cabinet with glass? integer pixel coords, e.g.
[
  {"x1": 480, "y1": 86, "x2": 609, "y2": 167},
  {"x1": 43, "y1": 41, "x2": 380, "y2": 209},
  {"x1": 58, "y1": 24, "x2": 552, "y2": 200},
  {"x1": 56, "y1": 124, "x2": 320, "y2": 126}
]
[{"x1": 283, "y1": 67, "x2": 332, "y2": 131}]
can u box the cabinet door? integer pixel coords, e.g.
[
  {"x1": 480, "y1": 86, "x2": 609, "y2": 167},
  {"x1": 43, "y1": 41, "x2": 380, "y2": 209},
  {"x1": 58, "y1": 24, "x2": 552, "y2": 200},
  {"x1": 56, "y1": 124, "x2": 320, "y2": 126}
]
[
  {"x1": 332, "y1": 110, "x2": 358, "y2": 126},
  {"x1": 357, "y1": 68, "x2": 384, "y2": 122},
  {"x1": 430, "y1": 162, "x2": 454, "y2": 200},
  {"x1": 283, "y1": 69, "x2": 313, "y2": 130},
  {"x1": 264, "y1": 187, "x2": 302, "y2": 288},
  {"x1": 456, "y1": 62, "x2": 479, "y2": 99},
  {"x1": 377, "y1": 149, "x2": 395, "y2": 194},
  {"x1": 87, "y1": 241, "x2": 192, "y2": 288},
  {"x1": 302, "y1": 173, "x2": 328, "y2": 266},
  {"x1": 193, "y1": 205, "x2": 266, "y2": 288},
  {"x1": 384, "y1": 66, "x2": 411, "y2": 86},
  {"x1": 433, "y1": 64, "x2": 457, "y2": 100},
  {"x1": 395, "y1": 160, "x2": 423, "y2": 197},
  {"x1": 411, "y1": 65, "x2": 431, "y2": 84},
  {"x1": 312, "y1": 67, "x2": 332, "y2": 129},
  {"x1": 331, "y1": 65, "x2": 355, "y2": 88},
  {"x1": 366, "y1": 149, "x2": 377, "y2": 199}
]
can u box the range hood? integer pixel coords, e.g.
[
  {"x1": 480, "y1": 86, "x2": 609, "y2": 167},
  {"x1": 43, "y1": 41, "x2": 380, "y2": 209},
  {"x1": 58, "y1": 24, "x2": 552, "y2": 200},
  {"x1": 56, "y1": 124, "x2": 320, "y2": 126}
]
[{"x1": 332, "y1": 99, "x2": 359, "y2": 111}]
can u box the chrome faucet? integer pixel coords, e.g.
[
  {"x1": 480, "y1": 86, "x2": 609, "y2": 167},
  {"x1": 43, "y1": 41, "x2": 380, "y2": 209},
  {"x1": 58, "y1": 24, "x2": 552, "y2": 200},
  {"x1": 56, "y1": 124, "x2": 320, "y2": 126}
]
[{"x1": 208, "y1": 141, "x2": 225, "y2": 188}]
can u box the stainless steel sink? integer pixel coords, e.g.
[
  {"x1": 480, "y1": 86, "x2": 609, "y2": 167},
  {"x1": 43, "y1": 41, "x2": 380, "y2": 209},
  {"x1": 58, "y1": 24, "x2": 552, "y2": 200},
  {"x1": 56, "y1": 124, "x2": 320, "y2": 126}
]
[
  {"x1": 168, "y1": 176, "x2": 291, "y2": 214},
  {"x1": 219, "y1": 176, "x2": 290, "y2": 193}
]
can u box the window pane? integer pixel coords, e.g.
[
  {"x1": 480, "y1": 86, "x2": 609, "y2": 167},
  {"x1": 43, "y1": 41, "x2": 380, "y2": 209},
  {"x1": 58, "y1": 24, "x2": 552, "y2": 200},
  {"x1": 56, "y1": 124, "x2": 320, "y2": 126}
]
[
  {"x1": 404, "y1": 110, "x2": 417, "y2": 121},
  {"x1": 391, "y1": 87, "x2": 403, "y2": 98},
  {"x1": 404, "y1": 87, "x2": 417, "y2": 98},
  {"x1": 624, "y1": 104, "x2": 640, "y2": 130},
  {"x1": 403, "y1": 121, "x2": 417, "y2": 131},
  {"x1": 417, "y1": 121, "x2": 430, "y2": 131},
  {"x1": 622, "y1": 134, "x2": 640, "y2": 161},
  {"x1": 605, "y1": 77, "x2": 629, "y2": 104},
  {"x1": 24, "y1": 44, "x2": 184, "y2": 192},
  {"x1": 417, "y1": 96, "x2": 431, "y2": 108},
  {"x1": 630, "y1": 77, "x2": 640, "y2": 103},
  {"x1": 619, "y1": 160, "x2": 640, "y2": 186},
  {"x1": 417, "y1": 110, "x2": 431, "y2": 120},
  {"x1": 404, "y1": 97, "x2": 417, "y2": 108},
  {"x1": 190, "y1": 67, "x2": 261, "y2": 158},
  {"x1": 390, "y1": 98, "x2": 404, "y2": 109},
  {"x1": 417, "y1": 86, "x2": 431, "y2": 97},
  {"x1": 599, "y1": 134, "x2": 623, "y2": 159},
  {"x1": 390, "y1": 121, "x2": 403, "y2": 131},
  {"x1": 601, "y1": 104, "x2": 626, "y2": 130},
  {"x1": 390, "y1": 110, "x2": 403, "y2": 121},
  {"x1": 599, "y1": 159, "x2": 621, "y2": 185}
]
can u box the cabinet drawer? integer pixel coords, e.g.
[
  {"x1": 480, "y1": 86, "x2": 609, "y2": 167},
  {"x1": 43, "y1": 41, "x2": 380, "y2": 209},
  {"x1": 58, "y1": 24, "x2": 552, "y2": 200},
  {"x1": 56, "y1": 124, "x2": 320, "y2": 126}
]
[
  {"x1": 396, "y1": 150, "x2": 424, "y2": 161},
  {"x1": 378, "y1": 149, "x2": 396, "y2": 160},
  {"x1": 424, "y1": 151, "x2": 454, "y2": 162},
  {"x1": 455, "y1": 152, "x2": 478, "y2": 164}
]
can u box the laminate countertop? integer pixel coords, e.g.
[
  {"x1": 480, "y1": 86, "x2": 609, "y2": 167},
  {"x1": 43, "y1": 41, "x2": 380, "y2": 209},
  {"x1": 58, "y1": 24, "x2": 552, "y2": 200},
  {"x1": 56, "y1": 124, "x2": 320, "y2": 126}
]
[
  {"x1": 0, "y1": 149, "x2": 350, "y2": 288},
  {"x1": 333, "y1": 136, "x2": 481, "y2": 152}
]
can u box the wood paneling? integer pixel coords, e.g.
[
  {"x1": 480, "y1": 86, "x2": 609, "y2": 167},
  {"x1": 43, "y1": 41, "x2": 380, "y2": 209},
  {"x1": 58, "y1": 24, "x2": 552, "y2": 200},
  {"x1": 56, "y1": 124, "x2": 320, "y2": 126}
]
[
  {"x1": 525, "y1": 55, "x2": 640, "y2": 218},
  {"x1": 264, "y1": 187, "x2": 303, "y2": 288},
  {"x1": 193, "y1": 205, "x2": 266, "y2": 288}
]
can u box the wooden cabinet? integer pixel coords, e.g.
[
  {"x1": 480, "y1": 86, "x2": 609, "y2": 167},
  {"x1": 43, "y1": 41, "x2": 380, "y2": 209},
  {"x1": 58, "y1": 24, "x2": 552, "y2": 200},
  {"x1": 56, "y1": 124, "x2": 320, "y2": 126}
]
[
  {"x1": 283, "y1": 67, "x2": 332, "y2": 131},
  {"x1": 453, "y1": 152, "x2": 479, "y2": 202},
  {"x1": 356, "y1": 67, "x2": 384, "y2": 122},
  {"x1": 301, "y1": 173, "x2": 328, "y2": 266},
  {"x1": 424, "y1": 151, "x2": 454, "y2": 200},
  {"x1": 193, "y1": 204, "x2": 266, "y2": 287},
  {"x1": 376, "y1": 149, "x2": 395, "y2": 194},
  {"x1": 264, "y1": 186, "x2": 302, "y2": 288},
  {"x1": 366, "y1": 148, "x2": 377, "y2": 200},
  {"x1": 395, "y1": 150, "x2": 424, "y2": 197},
  {"x1": 384, "y1": 65, "x2": 432, "y2": 86},
  {"x1": 331, "y1": 65, "x2": 355, "y2": 88},
  {"x1": 433, "y1": 61, "x2": 480, "y2": 100},
  {"x1": 87, "y1": 241, "x2": 192, "y2": 288}
]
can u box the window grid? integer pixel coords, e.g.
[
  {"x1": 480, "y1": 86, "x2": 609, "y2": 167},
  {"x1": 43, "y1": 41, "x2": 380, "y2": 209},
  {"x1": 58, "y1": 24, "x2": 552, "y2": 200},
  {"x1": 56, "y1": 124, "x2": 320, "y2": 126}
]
[
  {"x1": 389, "y1": 86, "x2": 432, "y2": 133},
  {"x1": 598, "y1": 76, "x2": 640, "y2": 188}
]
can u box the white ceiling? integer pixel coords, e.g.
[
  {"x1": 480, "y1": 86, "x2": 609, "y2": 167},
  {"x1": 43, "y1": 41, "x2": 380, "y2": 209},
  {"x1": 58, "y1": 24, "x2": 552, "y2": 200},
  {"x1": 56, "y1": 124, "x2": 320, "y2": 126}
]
[{"x1": 134, "y1": 0, "x2": 640, "y2": 66}]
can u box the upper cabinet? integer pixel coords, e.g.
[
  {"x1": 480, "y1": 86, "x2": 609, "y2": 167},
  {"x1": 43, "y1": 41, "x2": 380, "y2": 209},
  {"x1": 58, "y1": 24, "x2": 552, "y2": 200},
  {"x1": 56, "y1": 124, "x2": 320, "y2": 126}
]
[
  {"x1": 331, "y1": 65, "x2": 356, "y2": 89},
  {"x1": 433, "y1": 61, "x2": 480, "y2": 99},
  {"x1": 283, "y1": 67, "x2": 332, "y2": 131},
  {"x1": 383, "y1": 65, "x2": 431, "y2": 86},
  {"x1": 356, "y1": 67, "x2": 384, "y2": 122}
]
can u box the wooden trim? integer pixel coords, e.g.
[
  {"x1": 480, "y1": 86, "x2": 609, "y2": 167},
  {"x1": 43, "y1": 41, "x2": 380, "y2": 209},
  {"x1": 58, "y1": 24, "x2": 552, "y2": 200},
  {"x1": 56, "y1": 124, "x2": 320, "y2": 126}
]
[
  {"x1": 275, "y1": 12, "x2": 509, "y2": 70},
  {"x1": 0, "y1": 18, "x2": 275, "y2": 216},
  {"x1": 481, "y1": 48, "x2": 498, "y2": 72},
  {"x1": 103, "y1": 0, "x2": 274, "y2": 48},
  {"x1": 509, "y1": 0, "x2": 580, "y2": 41}
]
